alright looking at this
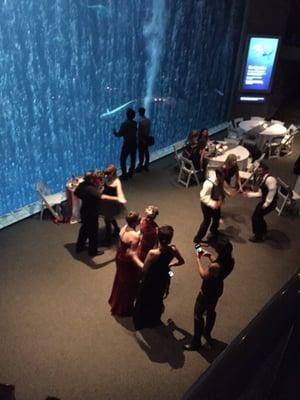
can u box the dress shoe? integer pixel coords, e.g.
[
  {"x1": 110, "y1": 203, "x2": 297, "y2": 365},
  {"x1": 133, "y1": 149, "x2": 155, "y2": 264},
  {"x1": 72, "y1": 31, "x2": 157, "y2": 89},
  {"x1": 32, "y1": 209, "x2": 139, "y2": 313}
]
[
  {"x1": 76, "y1": 245, "x2": 87, "y2": 253},
  {"x1": 248, "y1": 235, "x2": 264, "y2": 243},
  {"x1": 183, "y1": 342, "x2": 201, "y2": 351},
  {"x1": 119, "y1": 174, "x2": 128, "y2": 181},
  {"x1": 144, "y1": 165, "x2": 149, "y2": 171},
  {"x1": 203, "y1": 332, "x2": 214, "y2": 346},
  {"x1": 88, "y1": 249, "x2": 104, "y2": 257},
  {"x1": 135, "y1": 166, "x2": 143, "y2": 173}
]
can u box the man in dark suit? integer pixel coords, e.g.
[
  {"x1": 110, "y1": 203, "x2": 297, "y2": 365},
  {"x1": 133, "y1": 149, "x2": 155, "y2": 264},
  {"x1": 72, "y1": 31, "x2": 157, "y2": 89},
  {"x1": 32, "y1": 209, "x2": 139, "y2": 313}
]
[
  {"x1": 75, "y1": 171, "x2": 104, "y2": 257},
  {"x1": 113, "y1": 108, "x2": 137, "y2": 180},
  {"x1": 135, "y1": 107, "x2": 151, "y2": 172}
]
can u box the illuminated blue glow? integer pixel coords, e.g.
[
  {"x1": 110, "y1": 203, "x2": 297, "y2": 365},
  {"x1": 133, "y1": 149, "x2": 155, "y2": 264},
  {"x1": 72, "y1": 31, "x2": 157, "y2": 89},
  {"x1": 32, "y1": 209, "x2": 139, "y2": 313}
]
[
  {"x1": 0, "y1": 0, "x2": 245, "y2": 216},
  {"x1": 100, "y1": 100, "x2": 136, "y2": 119},
  {"x1": 241, "y1": 37, "x2": 280, "y2": 91},
  {"x1": 143, "y1": 0, "x2": 167, "y2": 114}
]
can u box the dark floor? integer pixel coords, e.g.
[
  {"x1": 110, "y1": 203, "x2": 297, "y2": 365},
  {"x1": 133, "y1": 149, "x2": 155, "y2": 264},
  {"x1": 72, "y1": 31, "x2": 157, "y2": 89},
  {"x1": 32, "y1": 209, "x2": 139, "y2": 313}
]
[{"x1": 0, "y1": 116, "x2": 300, "y2": 400}]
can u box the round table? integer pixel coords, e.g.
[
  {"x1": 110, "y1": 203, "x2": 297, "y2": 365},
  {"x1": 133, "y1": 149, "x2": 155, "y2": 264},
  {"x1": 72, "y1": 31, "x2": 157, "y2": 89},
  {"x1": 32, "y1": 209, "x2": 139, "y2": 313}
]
[
  {"x1": 239, "y1": 120, "x2": 287, "y2": 151},
  {"x1": 239, "y1": 119, "x2": 264, "y2": 131},
  {"x1": 256, "y1": 124, "x2": 287, "y2": 150},
  {"x1": 206, "y1": 145, "x2": 249, "y2": 170}
]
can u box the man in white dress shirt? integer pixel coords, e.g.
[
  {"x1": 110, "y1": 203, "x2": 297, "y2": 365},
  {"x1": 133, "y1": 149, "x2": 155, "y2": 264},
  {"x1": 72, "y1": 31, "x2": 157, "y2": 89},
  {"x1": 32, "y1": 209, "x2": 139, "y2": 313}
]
[
  {"x1": 193, "y1": 167, "x2": 225, "y2": 244},
  {"x1": 243, "y1": 162, "x2": 278, "y2": 242}
]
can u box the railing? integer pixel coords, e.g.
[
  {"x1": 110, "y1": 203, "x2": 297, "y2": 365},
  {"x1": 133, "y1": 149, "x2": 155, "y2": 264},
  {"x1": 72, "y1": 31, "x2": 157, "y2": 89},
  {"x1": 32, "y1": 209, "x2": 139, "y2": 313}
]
[{"x1": 182, "y1": 268, "x2": 300, "y2": 400}]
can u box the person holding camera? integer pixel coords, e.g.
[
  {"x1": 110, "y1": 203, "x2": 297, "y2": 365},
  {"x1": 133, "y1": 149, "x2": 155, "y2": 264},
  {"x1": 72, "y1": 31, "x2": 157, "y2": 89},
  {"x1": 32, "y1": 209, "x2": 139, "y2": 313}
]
[
  {"x1": 193, "y1": 167, "x2": 225, "y2": 245},
  {"x1": 184, "y1": 238, "x2": 234, "y2": 351}
]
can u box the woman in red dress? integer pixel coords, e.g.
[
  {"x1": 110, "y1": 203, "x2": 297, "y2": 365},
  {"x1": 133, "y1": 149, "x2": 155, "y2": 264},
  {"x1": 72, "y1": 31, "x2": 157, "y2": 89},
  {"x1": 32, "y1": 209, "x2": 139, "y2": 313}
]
[
  {"x1": 138, "y1": 205, "x2": 159, "y2": 262},
  {"x1": 108, "y1": 211, "x2": 142, "y2": 316}
]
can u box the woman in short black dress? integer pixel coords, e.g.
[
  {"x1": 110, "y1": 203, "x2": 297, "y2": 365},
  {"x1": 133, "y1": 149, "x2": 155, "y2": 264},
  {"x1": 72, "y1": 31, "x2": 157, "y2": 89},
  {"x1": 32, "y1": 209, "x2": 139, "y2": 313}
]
[
  {"x1": 100, "y1": 164, "x2": 127, "y2": 244},
  {"x1": 184, "y1": 238, "x2": 234, "y2": 350}
]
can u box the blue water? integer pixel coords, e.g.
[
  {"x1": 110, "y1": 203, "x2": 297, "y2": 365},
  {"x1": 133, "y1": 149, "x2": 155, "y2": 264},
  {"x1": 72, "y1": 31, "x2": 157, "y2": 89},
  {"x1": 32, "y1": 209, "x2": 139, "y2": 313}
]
[{"x1": 0, "y1": 0, "x2": 245, "y2": 216}]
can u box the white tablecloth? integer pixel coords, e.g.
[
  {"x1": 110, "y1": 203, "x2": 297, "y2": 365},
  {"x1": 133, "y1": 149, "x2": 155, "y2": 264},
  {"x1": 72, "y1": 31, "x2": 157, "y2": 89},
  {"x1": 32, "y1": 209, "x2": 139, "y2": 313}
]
[
  {"x1": 256, "y1": 124, "x2": 287, "y2": 150},
  {"x1": 239, "y1": 120, "x2": 263, "y2": 131},
  {"x1": 207, "y1": 145, "x2": 249, "y2": 171},
  {"x1": 239, "y1": 120, "x2": 287, "y2": 150}
]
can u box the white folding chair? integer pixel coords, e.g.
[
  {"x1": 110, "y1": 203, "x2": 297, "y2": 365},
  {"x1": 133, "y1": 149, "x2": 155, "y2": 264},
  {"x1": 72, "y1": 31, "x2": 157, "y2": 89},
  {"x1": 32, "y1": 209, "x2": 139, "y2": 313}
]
[
  {"x1": 276, "y1": 178, "x2": 293, "y2": 216},
  {"x1": 264, "y1": 136, "x2": 285, "y2": 159},
  {"x1": 287, "y1": 124, "x2": 297, "y2": 134},
  {"x1": 271, "y1": 119, "x2": 285, "y2": 125},
  {"x1": 239, "y1": 153, "x2": 265, "y2": 190},
  {"x1": 233, "y1": 117, "x2": 244, "y2": 128},
  {"x1": 173, "y1": 143, "x2": 183, "y2": 169},
  {"x1": 250, "y1": 116, "x2": 264, "y2": 121},
  {"x1": 280, "y1": 131, "x2": 297, "y2": 156},
  {"x1": 227, "y1": 117, "x2": 244, "y2": 140},
  {"x1": 35, "y1": 180, "x2": 66, "y2": 220},
  {"x1": 177, "y1": 156, "x2": 200, "y2": 188}
]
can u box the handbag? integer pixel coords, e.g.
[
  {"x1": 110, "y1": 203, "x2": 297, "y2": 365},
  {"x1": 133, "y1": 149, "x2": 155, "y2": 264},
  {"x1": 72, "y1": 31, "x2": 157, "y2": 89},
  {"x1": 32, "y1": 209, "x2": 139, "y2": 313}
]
[{"x1": 147, "y1": 135, "x2": 155, "y2": 146}]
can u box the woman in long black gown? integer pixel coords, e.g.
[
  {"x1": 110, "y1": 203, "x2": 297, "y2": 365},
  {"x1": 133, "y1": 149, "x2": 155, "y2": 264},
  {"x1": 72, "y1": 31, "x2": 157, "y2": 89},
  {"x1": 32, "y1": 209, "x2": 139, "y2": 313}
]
[{"x1": 133, "y1": 225, "x2": 184, "y2": 330}]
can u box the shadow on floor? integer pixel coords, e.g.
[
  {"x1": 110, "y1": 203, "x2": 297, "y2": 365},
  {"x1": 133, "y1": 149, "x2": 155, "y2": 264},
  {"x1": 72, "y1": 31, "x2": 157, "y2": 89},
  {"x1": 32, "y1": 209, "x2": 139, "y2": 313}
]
[
  {"x1": 113, "y1": 315, "x2": 136, "y2": 332},
  {"x1": 265, "y1": 230, "x2": 291, "y2": 250},
  {"x1": 64, "y1": 243, "x2": 115, "y2": 269},
  {"x1": 198, "y1": 339, "x2": 228, "y2": 363},
  {"x1": 211, "y1": 226, "x2": 247, "y2": 244},
  {"x1": 134, "y1": 321, "x2": 187, "y2": 369},
  {"x1": 167, "y1": 318, "x2": 227, "y2": 364}
]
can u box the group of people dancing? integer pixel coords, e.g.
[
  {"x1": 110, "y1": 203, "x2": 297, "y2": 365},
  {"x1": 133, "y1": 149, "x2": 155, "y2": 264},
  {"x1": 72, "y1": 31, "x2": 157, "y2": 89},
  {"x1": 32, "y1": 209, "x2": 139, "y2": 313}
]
[
  {"x1": 74, "y1": 118, "x2": 278, "y2": 352},
  {"x1": 108, "y1": 208, "x2": 185, "y2": 330},
  {"x1": 181, "y1": 128, "x2": 277, "y2": 244}
]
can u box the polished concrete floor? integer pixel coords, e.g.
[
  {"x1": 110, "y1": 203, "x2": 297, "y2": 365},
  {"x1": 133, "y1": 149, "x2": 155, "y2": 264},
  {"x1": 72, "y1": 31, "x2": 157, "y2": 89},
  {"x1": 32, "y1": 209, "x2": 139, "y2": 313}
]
[{"x1": 0, "y1": 127, "x2": 299, "y2": 400}]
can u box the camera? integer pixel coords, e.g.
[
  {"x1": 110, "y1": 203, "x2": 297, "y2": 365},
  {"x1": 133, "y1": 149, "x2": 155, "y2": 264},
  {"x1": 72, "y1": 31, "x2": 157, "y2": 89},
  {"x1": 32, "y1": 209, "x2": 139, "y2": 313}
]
[{"x1": 195, "y1": 243, "x2": 204, "y2": 255}]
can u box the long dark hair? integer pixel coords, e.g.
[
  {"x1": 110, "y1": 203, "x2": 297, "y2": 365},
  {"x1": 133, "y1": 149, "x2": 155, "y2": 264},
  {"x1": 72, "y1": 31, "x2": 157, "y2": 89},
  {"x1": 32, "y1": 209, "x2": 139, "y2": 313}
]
[{"x1": 211, "y1": 238, "x2": 234, "y2": 278}]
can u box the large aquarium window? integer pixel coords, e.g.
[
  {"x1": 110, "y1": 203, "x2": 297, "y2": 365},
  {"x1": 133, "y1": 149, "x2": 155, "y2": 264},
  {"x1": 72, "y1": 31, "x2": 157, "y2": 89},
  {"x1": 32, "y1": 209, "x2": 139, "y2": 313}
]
[{"x1": 0, "y1": 0, "x2": 245, "y2": 217}]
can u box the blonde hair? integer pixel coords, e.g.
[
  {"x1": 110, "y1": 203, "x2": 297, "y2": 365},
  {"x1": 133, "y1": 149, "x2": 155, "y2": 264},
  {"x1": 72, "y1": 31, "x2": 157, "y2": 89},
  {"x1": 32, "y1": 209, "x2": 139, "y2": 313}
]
[
  {"x1": 145, "y1": 205, "x2": 159, "y2": 219},
  {"x1": 225, "y1": 154, "x2": 238, "y2": 169}
]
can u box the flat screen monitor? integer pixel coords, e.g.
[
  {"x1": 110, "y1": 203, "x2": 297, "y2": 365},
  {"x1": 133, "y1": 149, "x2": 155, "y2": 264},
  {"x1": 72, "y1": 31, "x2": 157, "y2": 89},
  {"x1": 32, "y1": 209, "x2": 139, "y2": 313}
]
[{"x1": 240, "y1": 36, "x2": 280, "y2": 92}]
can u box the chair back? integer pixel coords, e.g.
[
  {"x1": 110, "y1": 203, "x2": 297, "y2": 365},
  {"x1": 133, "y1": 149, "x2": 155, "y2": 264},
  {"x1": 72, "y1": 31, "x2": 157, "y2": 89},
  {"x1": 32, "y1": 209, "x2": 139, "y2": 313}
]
[
  {"x1": 173, "y1": 143, "x2": 182, "y2": 160},
  {"x1": 271, "y1": 119, "x2": 284, "y2": 125},
  {"x1": 287, "y1": 124, "x2": 297, "y2": 134},
  {"x1": 36, "y1": 180, "x2": 50, "y2": 196},
  {"x1": 276, "y1": 178, "x2": 293, "y2": 216},
  {"x1": 233, "y1": 117, "x2": 243, "y2": 128},
  {"x1": 250, "y1": 152, "x2": 265, "y2": 171},
  {"x1": 177, "y1": 156, "x2": 200, "y2": 187},
  {"x1": 250, "y1": 116, "x2": 264, "y2": 121}
]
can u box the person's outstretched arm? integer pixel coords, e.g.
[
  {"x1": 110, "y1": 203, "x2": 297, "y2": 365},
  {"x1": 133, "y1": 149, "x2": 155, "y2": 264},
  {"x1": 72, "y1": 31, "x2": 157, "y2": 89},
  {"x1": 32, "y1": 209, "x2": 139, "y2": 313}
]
[{"x1": 169, "y1": 244, "x2": 185, "y2": 267}]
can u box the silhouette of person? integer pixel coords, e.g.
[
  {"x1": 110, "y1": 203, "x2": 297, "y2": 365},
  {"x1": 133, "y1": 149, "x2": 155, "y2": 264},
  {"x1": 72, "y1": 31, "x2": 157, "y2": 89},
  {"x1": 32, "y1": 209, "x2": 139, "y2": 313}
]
[
  {"x1": 135, "y1": 107, "x2": 151, "y2": 172},
  {"x1": 113, "y1": 108, "x2": 137, "y2": 180}
]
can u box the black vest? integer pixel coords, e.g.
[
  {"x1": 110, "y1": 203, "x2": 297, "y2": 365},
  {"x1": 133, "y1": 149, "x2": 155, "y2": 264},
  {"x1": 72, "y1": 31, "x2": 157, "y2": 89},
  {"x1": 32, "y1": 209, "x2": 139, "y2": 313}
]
[
  {"x1": 211, "y1": 180, "x2": 224, "y2": 201},
  {"x1": 260, "y1": 174, "x2": 278, "y2": 204}
]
